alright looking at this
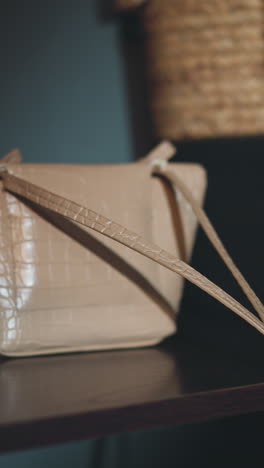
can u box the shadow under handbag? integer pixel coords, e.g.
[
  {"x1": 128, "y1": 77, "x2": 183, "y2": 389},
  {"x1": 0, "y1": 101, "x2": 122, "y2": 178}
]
[{"x1": 0, "y1": 142, "x2": 263, "y2": 357}]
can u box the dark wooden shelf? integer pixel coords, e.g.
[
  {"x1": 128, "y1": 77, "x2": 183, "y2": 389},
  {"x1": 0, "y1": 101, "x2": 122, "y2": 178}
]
[{"x1": 0, "y1": 336, "x2": 264, "y2": 453}]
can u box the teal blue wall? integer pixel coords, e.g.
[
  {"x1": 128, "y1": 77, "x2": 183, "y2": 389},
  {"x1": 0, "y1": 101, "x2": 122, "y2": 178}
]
[
  {"x1": 0, "y1": 441, "x2": 100, "y2": 468},
  {"x1": 0, "y1": 0, "x2": 132, "y2": 163}
]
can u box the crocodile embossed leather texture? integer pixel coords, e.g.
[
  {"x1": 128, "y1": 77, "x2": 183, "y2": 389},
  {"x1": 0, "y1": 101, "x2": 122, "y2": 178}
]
[{"x1": 0, "y1": 161, "x2": 207, "y2": 356}]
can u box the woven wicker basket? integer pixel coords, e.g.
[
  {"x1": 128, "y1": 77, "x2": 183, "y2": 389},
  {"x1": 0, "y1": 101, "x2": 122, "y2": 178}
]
[{"x1": 116, "y1": 0, "x2": 264, "y2": 139}]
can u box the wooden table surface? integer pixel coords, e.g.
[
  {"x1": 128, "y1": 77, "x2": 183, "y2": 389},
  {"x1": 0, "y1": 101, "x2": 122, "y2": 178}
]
[{"x1": 0, "y1": 336, "x2": 264, "y2": 453}]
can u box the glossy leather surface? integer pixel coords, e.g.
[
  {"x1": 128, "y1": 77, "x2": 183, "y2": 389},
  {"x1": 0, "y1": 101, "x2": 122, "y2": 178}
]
[{"x1": 0, "y1": 159, "x2": 206, "y2": 356}]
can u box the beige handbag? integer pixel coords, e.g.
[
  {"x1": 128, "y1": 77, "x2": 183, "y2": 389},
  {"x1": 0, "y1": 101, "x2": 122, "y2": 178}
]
[{"x1": 0, "y1": 142, "x2": 263, "y2": 357}]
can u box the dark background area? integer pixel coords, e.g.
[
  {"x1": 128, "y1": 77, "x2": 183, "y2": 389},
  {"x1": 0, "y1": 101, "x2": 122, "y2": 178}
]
[
  {"x1": 0, "y1": 1, "x2": 264, "y2": 467},
  {"x1": 176, "y1": 137, "x2": 264, "y2": 360}
]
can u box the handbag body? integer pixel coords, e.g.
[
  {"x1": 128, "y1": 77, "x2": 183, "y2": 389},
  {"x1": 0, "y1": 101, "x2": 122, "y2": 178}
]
[
  {"x1": 0, "y1": 144, "x2": 206, "y2": 356},
  {"x1": 1, "y1": 142, "x2": 263, "y2": 357}
]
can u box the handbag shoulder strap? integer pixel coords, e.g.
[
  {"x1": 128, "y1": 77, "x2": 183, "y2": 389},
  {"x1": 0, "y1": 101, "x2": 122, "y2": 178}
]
[
  {"x1": 152, "y1": 163, "x2": 264, "y2": 323},
  {"x1": 1, "y1": 163, "x2": 264, "y2": 336}
]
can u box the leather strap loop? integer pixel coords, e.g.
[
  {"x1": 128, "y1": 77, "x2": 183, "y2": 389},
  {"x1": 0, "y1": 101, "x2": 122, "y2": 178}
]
[
  {"x1": 0, "y1": 149, "x2": 22, "y2": 165},
  {"x1": 2, "y1": 170, "x2": 264, "y2": 336}
]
